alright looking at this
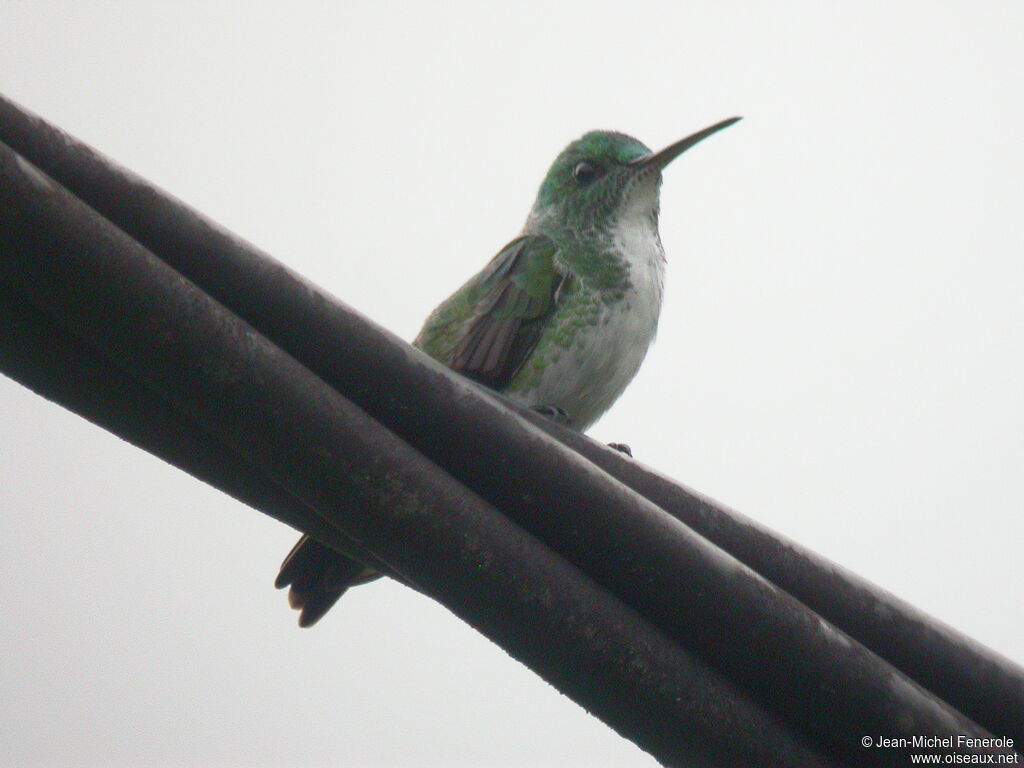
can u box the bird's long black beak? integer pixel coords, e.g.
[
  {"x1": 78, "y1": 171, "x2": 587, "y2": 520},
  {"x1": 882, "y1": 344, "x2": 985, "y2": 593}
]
[{"x1": 632, "y1": 117, "x2": 742, "y2": 171}]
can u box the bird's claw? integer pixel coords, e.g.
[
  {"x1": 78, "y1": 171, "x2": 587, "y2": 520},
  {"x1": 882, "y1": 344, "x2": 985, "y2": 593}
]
[
  {"x1": 531, "y1": 404, "x2": 572, "y2": 426},
  {"x1": 607, "y1": 442, "x2": 632, "y2": 457}
]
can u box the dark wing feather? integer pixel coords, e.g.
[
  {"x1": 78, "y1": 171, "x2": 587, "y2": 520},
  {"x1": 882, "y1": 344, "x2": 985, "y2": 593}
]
[{"x1": 450, "y1": 235, "x2": 564, "y2": 389}]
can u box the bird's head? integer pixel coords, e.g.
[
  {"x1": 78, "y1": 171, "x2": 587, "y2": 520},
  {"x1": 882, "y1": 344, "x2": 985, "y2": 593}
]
[{"x1": 526, "y1": 118, "x2": 741, "y2": 246}]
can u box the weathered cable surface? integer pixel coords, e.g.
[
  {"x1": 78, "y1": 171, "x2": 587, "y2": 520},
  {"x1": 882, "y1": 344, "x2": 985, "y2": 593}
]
[
  {"x1": 0, "y1": 140, "x2": 836, "y2": 768},
  {"x1": 0, "y1": 95, "x2": 1019, "y2": 759},
  {"x1": 0, "y1": 284, "x2": 389, "y2": 576},
  {"x1": 530, "y1": 424, "x2": 1024, "y2": 747},
  {"x1": 2, "y1": 96, "x2": 1021, "y2": 763}
]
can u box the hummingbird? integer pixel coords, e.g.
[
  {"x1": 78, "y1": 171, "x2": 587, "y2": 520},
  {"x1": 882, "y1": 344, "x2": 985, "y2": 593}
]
[{"x1": 276, "y1": 117, "x2": 741, "y2": 626}]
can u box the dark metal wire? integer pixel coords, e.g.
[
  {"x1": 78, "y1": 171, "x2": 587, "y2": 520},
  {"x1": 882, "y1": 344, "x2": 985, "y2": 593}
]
[
  {"x1": 0, "y1": 138, "x2": 834, "y2": 768},
  {"x1": 1, "y1": 94, "x2": 1021, "y2": 764},
  {"x1": 533, "y1": 422, "x2": 1024, "y2": 747},
  {"x1": 0, "y1": 284, "x2": 388, "y2": 575},
  {"x1": 2, "y1": 95, "x2": 1020, "y2": 743}
]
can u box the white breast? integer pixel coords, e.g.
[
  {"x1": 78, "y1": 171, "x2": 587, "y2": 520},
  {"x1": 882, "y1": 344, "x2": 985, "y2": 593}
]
[
  {"x1": 611, "y1": 198, "x2": 666, "y2": 357},
  {"x1": 580, "y1": 203, "x2": 666, "y2": 424},
  {"x1": 510, "y1": 201, "x2": 666, "y2": 431}
]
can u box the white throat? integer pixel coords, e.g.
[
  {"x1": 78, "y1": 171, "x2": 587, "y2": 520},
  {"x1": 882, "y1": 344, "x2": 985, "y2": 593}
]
[{"x1": 611, "y1": 183, "x2": 666, "y2": 315}]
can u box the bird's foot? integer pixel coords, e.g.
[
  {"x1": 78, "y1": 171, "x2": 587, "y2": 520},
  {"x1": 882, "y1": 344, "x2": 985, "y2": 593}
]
[
  {"x1": 531, "y1": 404, "x2": 572, "y2": 426},
  {"x1": 607, "y1": 442, "x2": 632, "y2": 457}
]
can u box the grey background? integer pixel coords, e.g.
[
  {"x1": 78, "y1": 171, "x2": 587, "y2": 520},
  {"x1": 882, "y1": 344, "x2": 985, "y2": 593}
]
[{"x1": 1, "y1": 3, "x2": 1021, "y2": 766}]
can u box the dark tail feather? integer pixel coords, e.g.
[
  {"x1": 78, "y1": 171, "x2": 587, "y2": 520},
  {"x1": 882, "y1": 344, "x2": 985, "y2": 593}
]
[{"x1": 275, "y1": 535, "x2": 379, "y2": 627}]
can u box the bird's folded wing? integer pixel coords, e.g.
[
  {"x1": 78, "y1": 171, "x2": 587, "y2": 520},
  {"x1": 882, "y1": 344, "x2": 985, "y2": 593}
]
[{"x1": 447, "y1": 235, "x2": 566, "y2": 388}]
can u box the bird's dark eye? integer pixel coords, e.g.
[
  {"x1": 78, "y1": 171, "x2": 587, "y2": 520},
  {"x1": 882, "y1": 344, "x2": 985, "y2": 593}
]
[{"x1": 573, "y1": 161, "x2": 601, "y2": 185}]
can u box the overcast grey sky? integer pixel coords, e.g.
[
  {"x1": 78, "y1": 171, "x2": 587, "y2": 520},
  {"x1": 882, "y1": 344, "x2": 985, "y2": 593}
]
[{"x1": 1, "y1": 3, "x2": 1022, "y2": 767}]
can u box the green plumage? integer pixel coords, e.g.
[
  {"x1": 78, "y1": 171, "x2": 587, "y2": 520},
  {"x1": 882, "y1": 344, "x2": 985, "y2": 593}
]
[
  {"x1": 277, "y1": 118, "x2": 741, "y2": 626},
  {"x1": 415, "y1": 235, "x2": 565, "y2": 389}
]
